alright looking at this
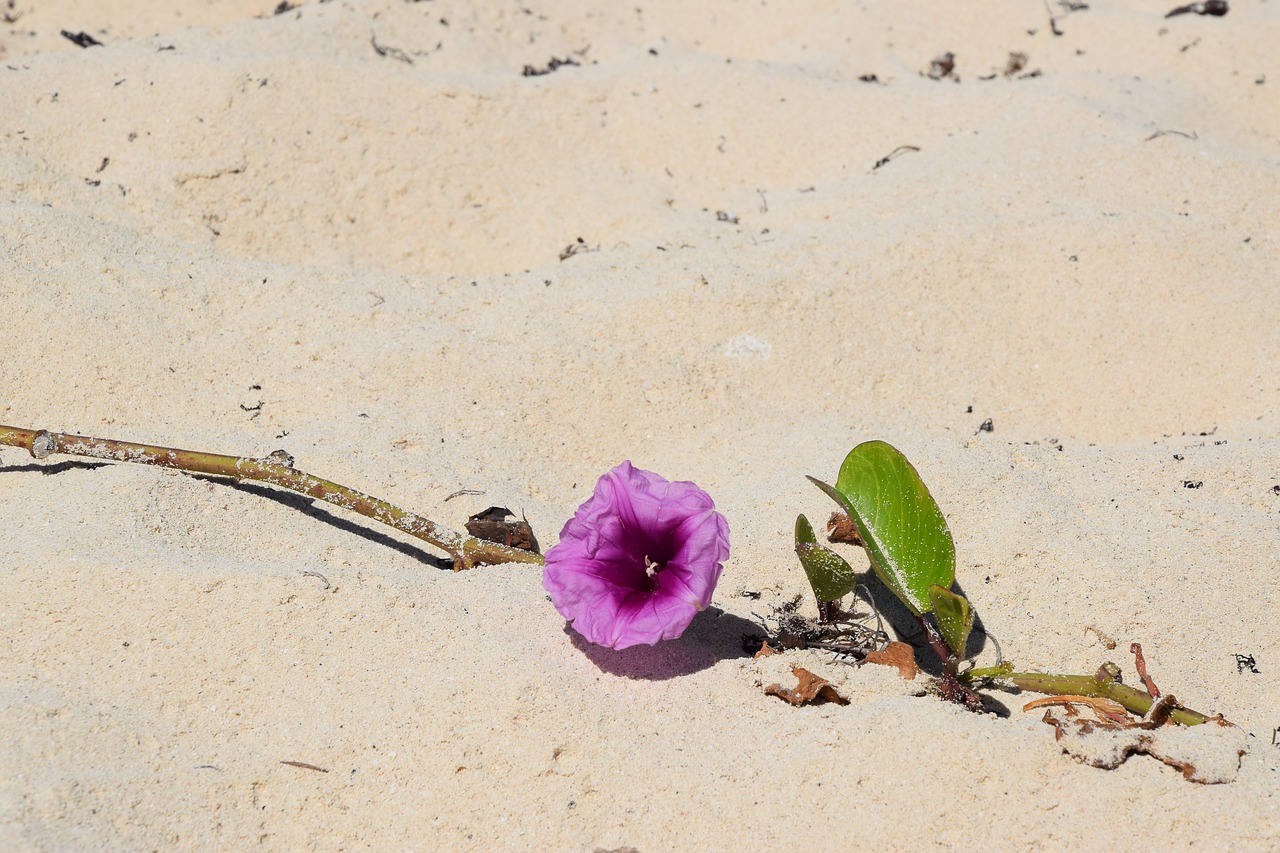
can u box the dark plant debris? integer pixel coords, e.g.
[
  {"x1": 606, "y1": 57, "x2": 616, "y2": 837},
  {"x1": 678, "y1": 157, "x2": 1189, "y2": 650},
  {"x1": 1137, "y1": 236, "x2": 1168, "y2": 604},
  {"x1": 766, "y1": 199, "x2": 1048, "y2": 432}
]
[
  {"x1": 371, "y1": 32, "x2": 413, "y2": 64},
  {"x1": 979, "y1": 52, "x2": 1037, "y2": 80},
  {"x1": 559, "y1": 237, "x2": 594, "y2": 261},
  {"x1": 60, "y1": 30, "x2": 102, "y2": 48},
  {"x1": 762, "y1": 595, "x2": 887, "y2": 658},
  {"x1": 280, "y1": 760, "x2": 328, "y2": 773},
  {"x1": 923, "y1": 52, "x2": 957, "y2": 81},
  {"x1": 1046, "y1": 0, "x2": 1090, "y2": 36},
  {"x1": 523, "y1": 57, "x2": 578, "y2": 77},
  {"x1": 1234, "y1": 653, "x2": 1259, "y2": 674},
  {"x1": 1003, "y1": 51, "x2": 1029, "y2": 76},
  {"x1": 1166, "y1": 1, "x2": 1228, "y2": 17},
  {"x1": 871, "y1": 145, "x2": 920, "y2": 171}
]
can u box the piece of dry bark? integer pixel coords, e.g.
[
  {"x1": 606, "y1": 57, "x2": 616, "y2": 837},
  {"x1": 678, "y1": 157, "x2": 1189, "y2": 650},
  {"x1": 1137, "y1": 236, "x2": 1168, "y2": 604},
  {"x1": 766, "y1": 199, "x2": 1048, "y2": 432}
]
[
  {"x1": 864, "y1": 642, "x2": 919, "y2": 680},
  {"x1": 765, "y1": 666, "x2": 850, "y2": 706}
]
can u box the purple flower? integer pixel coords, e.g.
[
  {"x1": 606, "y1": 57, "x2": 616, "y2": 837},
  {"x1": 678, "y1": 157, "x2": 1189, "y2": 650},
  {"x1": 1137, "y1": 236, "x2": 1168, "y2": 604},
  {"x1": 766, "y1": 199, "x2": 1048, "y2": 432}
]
[{"x1": 543, "y1": 462, "x2": 731, "y2": 650}]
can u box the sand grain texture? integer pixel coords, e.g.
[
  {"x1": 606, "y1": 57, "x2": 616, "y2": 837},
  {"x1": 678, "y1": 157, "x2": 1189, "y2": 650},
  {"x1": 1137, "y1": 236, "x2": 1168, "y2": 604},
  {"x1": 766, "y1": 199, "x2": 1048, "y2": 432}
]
[{"x1": 2, "y1": 0, "x2": 1278, "y2": 849}]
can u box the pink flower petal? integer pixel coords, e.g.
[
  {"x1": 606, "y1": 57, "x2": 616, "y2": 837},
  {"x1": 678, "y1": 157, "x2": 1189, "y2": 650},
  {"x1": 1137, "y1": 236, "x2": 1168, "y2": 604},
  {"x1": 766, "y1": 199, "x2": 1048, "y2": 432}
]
[{"x1": 543, "y1": 461, "x2": 730, "y2": 649}]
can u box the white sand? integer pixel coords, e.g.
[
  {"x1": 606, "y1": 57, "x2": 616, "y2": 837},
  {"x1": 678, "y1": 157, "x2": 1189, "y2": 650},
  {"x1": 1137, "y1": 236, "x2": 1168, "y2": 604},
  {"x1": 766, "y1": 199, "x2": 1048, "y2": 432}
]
[{"x1": 2, "y1": 0, "x2": 1278, "y2": 847}]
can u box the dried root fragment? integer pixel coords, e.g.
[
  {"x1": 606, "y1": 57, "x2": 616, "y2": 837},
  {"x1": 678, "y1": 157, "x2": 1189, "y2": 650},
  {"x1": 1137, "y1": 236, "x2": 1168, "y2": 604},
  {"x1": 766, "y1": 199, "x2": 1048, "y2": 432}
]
[{"x1": 1023, "y1": 695, "x2": 1129, "y2": 724}]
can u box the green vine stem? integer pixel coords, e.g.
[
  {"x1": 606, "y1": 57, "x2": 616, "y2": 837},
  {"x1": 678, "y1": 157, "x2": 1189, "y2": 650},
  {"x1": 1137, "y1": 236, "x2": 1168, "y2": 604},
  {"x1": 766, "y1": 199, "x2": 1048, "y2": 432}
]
[
  {"x1": 0, "y1": 424, "x2": 545, "y2": 571},
  {"x1": 963, "y1": 662, "x2": 1214, "y2": 726}
]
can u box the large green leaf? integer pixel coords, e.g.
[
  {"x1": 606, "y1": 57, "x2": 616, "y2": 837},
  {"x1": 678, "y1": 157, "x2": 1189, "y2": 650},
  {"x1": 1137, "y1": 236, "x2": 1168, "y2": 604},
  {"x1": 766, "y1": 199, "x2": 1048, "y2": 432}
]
[
  {"x1": 794, "y1": 513, "x2": 857, "y2": 602},
  {"x1": 808, "y1": 441, "x2": 955, "y2": 615}
]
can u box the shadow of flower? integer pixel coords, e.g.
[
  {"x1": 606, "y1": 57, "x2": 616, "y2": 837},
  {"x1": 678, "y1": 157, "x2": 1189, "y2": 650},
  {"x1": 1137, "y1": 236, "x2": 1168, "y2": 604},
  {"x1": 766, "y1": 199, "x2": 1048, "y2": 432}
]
[{"x1": 569, "y1": 605, "x2": 763, "y2": 680}]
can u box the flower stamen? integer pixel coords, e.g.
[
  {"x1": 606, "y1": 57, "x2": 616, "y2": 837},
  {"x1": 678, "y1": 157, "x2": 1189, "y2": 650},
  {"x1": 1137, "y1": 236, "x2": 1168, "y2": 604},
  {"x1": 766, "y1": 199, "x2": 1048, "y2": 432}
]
[{"x1": 645, "y1": 555, "x2": 663, "y2": 578}]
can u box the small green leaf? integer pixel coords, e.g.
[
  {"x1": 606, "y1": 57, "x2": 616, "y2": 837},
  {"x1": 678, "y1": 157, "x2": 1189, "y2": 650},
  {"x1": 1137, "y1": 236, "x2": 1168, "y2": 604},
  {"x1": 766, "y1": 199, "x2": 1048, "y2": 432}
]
[
  {"x1": 809, "y1": 441, "x2": 955, "y2": 615},
  {"x1": 928, "y1": 584, "x2": 973, "y2": 659},
  {"x1": 794, "y1": 514, "x2": 857, "y2": 602}
]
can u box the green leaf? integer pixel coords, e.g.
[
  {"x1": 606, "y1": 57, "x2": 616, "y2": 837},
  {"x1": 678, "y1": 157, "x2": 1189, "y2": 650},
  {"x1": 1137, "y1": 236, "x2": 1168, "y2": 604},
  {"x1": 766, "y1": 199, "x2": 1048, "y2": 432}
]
[
  {"x1": 794, "y1": 514, "x2": 857, "y2": 602},
  {"x1": 928, "y1": 584, "x2": 973, "y2": 659},
  {"x1": 808, "y1": 441, "x2": 955, "y2": 615}
]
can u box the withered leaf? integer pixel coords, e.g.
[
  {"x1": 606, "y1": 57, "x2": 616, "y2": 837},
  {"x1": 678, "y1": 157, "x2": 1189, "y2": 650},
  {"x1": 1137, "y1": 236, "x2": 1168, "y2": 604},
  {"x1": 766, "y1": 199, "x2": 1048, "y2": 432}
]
[
  {"x1": 765, "y1": 666, "x2": 850, "y2": 706},
  {"x1": 826, "y1": 511, "x2": 863, "y2": 545},
  {"x1": 465, "y1": 506, "x2": 540, "y2": 553},
  {"x1": 864, "y1": 641, "x2": 919, "y2": 680}
]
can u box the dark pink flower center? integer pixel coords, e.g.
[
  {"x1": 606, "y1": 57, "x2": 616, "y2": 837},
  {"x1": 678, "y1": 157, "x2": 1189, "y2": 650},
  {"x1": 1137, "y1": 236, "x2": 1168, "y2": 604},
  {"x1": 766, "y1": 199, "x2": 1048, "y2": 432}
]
[{"x1": 635, "y1": 538, "x2": 677, "y2": 591}]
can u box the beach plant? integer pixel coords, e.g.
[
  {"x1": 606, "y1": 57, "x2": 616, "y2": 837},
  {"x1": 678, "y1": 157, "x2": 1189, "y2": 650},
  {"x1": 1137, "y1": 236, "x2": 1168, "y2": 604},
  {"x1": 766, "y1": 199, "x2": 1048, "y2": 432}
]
[
  {"x1": 0, "y1": 420, "x2": 1234, "y2": 724},
  {"x1": 798, "y1": 440, "x2": 1218, "y2": 725},
  {"x1": 0, "y1": 424, "x2": 730, "y2": 650}
]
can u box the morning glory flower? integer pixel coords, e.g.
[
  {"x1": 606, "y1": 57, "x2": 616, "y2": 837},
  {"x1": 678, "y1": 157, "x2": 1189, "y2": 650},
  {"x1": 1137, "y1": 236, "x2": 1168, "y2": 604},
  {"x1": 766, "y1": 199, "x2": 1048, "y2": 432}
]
[{"x1": 543, "y1": 461, "x2": 731, "y2": 650}]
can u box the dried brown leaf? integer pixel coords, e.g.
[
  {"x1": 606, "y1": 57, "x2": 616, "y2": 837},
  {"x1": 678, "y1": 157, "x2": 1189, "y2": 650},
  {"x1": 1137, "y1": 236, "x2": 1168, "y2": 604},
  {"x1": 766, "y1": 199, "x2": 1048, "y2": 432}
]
[
  {"x1": 765, "y1": 666, "x2": 850, "y2": 706},
  {"x1": 864, "y1": 641, "x2": 919, "y2": 680},
  {"x1": 825, "y1": 511, "x2": 862, "y2": 545},
  {"x1": 465, "y1": 506, "x2": 539, "y2": 552}
]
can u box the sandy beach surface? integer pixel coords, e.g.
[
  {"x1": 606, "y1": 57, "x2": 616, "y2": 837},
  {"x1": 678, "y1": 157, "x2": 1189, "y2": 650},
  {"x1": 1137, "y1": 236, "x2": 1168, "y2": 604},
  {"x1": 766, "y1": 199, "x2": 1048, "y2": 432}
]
[{"x1": 2, "y1": 0, "x2": 1278, "y2": 848}]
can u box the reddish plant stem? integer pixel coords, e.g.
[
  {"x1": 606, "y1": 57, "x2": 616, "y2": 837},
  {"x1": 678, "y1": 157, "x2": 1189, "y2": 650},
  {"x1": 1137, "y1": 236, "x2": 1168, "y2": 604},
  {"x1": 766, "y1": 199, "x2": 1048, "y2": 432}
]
[
  {"x1": 916, "y1": 613, "x2": 956, "y2": 672},
  {"x1": 1130, "y1": 642, "x2": 1161, "y2": 698},
  {"x1": 0, "y1": 424, "x2": 544, "y2": 570}
]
